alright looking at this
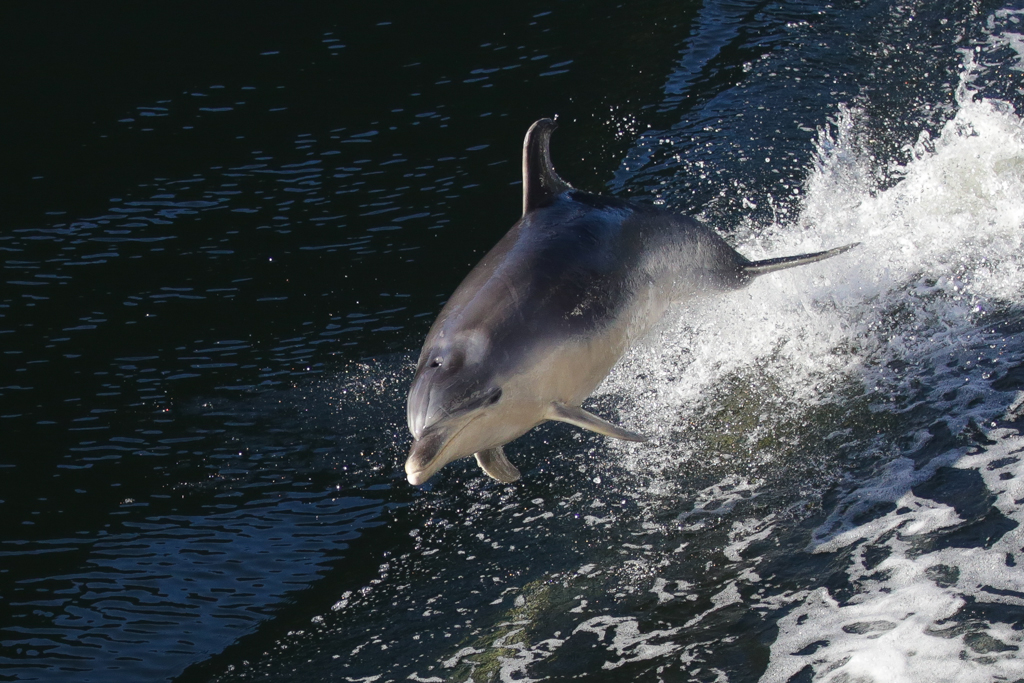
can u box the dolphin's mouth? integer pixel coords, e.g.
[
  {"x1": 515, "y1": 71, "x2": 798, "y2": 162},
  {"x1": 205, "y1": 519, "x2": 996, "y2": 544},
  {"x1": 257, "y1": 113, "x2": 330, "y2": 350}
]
[
  {"x1": 406, "y1": 374, "x2": 433, "y2": 440},
  {"x1": 404, "y1": 414, "x2": 482, "y2": 485},
  {"x1": 405, "y1": 428, "x2": 446, "y2": 486}
]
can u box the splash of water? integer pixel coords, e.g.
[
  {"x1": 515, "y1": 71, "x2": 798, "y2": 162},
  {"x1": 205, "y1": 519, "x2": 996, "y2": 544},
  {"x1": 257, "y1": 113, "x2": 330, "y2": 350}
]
[{"x1": 603, "y1": 41, "x2": 1024, "y2": 682}]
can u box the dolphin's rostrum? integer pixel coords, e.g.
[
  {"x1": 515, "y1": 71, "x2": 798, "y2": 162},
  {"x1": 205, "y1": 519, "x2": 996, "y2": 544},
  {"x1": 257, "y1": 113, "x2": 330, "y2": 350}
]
[{"x1": 404, "y1": 119, "x2": 857, "y2": 485}]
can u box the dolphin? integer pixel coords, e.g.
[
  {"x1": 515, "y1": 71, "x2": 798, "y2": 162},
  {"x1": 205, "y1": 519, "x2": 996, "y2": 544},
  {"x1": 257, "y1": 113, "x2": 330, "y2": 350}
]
[{"x1": 404, "y1": 118, "x2": 856, "y2": 485}]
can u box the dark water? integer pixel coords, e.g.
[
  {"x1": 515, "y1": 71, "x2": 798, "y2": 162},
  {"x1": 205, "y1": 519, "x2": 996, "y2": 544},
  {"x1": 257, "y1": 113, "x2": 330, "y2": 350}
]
[{"x1": 3, "y1": 1, "x2": 1024, "y2": 682}]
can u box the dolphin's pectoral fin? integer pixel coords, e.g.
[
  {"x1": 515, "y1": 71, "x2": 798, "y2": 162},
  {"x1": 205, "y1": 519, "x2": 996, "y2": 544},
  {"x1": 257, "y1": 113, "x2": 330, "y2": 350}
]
[
  {"x1": 546, "y1": 402, "x2": 648, "y2": 442},
  {"x1": 474, "y1": 446, "x2": 521, "y2": 483}
]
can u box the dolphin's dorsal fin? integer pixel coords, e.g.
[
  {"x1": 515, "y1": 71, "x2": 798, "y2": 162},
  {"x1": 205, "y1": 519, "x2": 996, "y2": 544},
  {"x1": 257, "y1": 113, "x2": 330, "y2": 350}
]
[
  {"x1": 545, "y1": 402, "x2": 648, "y2": 442},
  {"x1": 522, "y1": 118, "x2": 572, "y2": 216},
  {"x1": 474, "y1": 446, "x2": 521, "y2": 483}
]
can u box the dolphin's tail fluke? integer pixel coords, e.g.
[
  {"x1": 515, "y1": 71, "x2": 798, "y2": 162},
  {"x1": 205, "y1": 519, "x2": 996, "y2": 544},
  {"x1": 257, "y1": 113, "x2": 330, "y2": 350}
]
[{"x1": 741, "y1": 242, "x2": 860, "y2": 277}]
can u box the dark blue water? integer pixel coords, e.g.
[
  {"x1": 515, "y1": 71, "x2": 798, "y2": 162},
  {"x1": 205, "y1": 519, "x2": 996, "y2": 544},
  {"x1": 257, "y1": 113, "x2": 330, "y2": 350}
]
[{"x1": 3, "y1": 2, "x2": 1024, "y2": 682}]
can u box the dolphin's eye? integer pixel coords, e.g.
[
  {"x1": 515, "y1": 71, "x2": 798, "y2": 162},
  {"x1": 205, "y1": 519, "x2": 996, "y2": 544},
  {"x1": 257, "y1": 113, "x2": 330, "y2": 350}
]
[
  {"x1": 487, "y1": 388, "x2": 502, "y2": 405},
  {"x1": 430, "y1": 357, "x2": 443, "y2": 368}
]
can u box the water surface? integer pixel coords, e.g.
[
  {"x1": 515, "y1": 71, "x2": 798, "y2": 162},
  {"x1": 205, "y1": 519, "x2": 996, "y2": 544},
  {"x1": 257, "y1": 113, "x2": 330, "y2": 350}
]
[{"x1": 3, "y1": 1, "x2": 1024, "y2": 682}]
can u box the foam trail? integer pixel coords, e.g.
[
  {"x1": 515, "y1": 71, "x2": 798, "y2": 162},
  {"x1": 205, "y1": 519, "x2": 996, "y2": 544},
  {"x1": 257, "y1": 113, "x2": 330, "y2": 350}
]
[
  {"x1": 602, "y1": 59, "x2": 1024, "y2": 473},
  {"x1": 596, "y1": 37, "x2": 1024, "y2": 682},
  {"x1": 598, "y1": 34, "x2": 1024, "y2": 683},
  {"x1": 763, "y1": 432, "x2": 1024, "y2": 683}
]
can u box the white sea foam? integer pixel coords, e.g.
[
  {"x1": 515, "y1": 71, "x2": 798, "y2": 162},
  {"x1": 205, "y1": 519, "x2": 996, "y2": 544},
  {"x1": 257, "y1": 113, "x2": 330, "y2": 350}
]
[
  {"x1": 593, "y1": 19, "x2": 1024, "y2": 679},
  {"x1": 764, "y1": 431, "x2": 1024, "y2": 683},
  {"x1": 759, "y1": 48, "x2": 1024, "y2": 680},
  {"x1": 987, "y1": 9, "x2": 1024, "y2": 72},
  {"x1": 603, "y1": 49, "x2": 1024, "y2": 466}
]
